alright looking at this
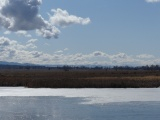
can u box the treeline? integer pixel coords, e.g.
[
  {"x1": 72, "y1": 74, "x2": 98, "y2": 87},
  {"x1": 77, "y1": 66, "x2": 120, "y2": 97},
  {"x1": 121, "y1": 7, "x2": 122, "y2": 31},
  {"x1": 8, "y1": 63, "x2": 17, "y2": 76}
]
[
  {"x1": 0, "y1": 65, "x2": 47, "y2": 70},
  {"x1": 1, "y1": 64, "x2": 160, "y2": 71}
]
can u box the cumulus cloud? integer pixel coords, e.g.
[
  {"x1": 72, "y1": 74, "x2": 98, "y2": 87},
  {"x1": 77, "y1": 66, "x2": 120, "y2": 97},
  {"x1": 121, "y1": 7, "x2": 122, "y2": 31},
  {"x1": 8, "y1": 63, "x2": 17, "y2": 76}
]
[
  {"x1": 3, "y1": 30, "x2": 10, "y2": 34},
  {"x1": 0, "y1": 0, "x2": 60, "y2": 39},
  {"x1": 1, "y1": 37, "x2": 160, "y2": 66},
  {"x1": 0, "y1": 37, "x2": 24, "y2": 60},
  {"x1": 27, "y1": 39, "x2": 38, "y2": 43},
  {"x1": 146, "y1": 0, "x2": 160, "y2": 2},
  {"x1": 26, "y1": 39, "x2": 38, "y2": 49},
  {"x1": 15, "y1": 30, "x2": 32, "y2": 38},
  {"x1": 92, "y1": 51, "x2": 106, "y2": 57},
  {"x1": 111, "y1": 53, "x2": 128, "y2": 59},
  {"x1": 0, "y1": 0, "x2": 43, "y2": 30},
  {"x1": 31, "y1": 51, "x2": 43, "y2": 58},
  {"x1": 0, "y1": 0, "x2": 91, "y2": 39},
  {"x1": 136, "y1": 54, "x2": 155, "y2": 59},
  {"x1": 0, "y1": 37, "x2": 11, "y2": 46},
  {"x1": 0, "y1": 37, "x2": 44, "y2": 62},
  {"x1": 54, "y1": 50, "x2": 63, "y2": 54},
  {"x1": 49, "y1": 8, "x2": 91, "y2": 27},
  {"x1": 36, "y1": 26, "x2": 60, "y2": 39},
  {"x1": 54, "y1": 48, "x2": 69, "y2": 54},
  {"x1": 26, "y1": 44, "x2": 37, "y2": 49}
]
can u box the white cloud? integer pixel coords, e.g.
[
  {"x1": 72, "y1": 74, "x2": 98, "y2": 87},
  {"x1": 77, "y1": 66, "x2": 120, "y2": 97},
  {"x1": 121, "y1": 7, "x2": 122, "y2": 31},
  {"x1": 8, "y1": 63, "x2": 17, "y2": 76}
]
[
  {"x1": 1, "y1": 37, "x2": 160, "y2": 66},
  {"x1": 136, "y1": 54, "x2": 155, "y2": 59},
  {"x1": 146, "y1": 0, "x2": 160, "y2": 2},
  {"x1": 3, "y1": 30, "x2": 10, "y2": 34},
  {"x1": 92, "y1": 51, "x2": 106, "y2": 57},
  {"x1": 31, "y1": 51, "x2": 43, "y2": 58},
  {"x1": 15, "y1": 30, "x2": 32, "y2": 38},
  {"x1": 0, "y1": 0, "x2": 60, "y2": 39},
  {"x1": 27, "y1": 39, "x2": 38, "y2": 43},
  {"x1": 36, "y1": 26, "x2": 60, "y2": 39},
  {"x1": 64, "y1": 48, "x2": 69, "y2": 51},
  {"x1": 0, "y1": 37, "x2": 11, "y2": 46},
  {"x1": 0, "y1": 0, "x2": 44, "y2": 30},
  {"x1": 26, "y1": 39, "x2": 38, "y2": 49},
  {"x1": 0, "y1": 1, "x2": 91, "y2": 39},
  {"x1": 111, "y1": 53, "x2": 128, "y2": 59},
  {"x1": 54, "y1": 50, "x2": 63, "y2": 54},
  {"x1": 26, "y1": 43, "x2": 37, "y2": 49},
  {"x1": 49, "y1": 8, "x2": 91, "y2": 27}
]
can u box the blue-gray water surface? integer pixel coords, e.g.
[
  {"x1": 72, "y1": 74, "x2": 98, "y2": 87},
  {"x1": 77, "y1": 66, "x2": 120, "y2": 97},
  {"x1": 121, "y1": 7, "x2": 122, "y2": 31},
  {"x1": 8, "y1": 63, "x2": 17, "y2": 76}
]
[{"x1": 0, "y1": 97, "x2": 160, "y2": 120}]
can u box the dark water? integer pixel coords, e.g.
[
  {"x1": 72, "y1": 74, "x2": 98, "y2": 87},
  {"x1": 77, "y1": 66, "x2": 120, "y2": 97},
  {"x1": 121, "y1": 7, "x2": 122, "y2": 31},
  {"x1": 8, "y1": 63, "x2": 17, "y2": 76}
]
[{"x1": 0, "y1": 97, "x2": 160, "y2": 120}]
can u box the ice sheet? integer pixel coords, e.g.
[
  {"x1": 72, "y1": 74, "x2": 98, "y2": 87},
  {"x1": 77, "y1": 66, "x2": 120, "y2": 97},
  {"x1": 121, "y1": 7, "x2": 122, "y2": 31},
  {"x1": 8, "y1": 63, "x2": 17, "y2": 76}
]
[{"x1": 0, "y1": 87, "x2": 160, "y2": 104}]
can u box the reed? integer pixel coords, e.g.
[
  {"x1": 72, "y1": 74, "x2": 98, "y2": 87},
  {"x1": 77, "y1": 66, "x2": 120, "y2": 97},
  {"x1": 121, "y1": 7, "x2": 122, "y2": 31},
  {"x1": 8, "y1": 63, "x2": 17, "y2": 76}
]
[{"x1": 0, "y1": 69, "x2": 160, "y2": 88}]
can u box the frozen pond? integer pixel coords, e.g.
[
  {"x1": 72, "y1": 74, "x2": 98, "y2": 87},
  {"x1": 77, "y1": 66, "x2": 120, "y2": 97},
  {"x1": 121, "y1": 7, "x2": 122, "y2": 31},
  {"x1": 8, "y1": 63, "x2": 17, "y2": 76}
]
[{"x1": 0, "y1": 87, "x2": 160, "y2": 120}]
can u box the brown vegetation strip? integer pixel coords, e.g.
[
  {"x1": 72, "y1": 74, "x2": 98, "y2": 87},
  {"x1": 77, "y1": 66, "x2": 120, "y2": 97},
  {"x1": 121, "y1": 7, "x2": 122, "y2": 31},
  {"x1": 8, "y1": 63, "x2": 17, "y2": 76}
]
[{"x1": 0, "y1": 70, "x2": 160, "y2": 88}]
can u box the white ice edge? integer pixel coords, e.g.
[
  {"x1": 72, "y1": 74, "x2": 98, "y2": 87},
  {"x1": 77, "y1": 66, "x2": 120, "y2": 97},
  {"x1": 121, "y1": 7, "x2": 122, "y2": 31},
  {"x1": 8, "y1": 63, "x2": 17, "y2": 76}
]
[{"x1": 0, "y1": 87, "x2": 160, "y2": 104}]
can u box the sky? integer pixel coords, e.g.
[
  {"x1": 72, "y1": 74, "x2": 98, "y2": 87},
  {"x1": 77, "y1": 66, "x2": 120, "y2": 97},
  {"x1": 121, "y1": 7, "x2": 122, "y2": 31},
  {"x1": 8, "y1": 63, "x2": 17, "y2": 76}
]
[{"x1": 0, "y1": 0, "x2": 160, "y2": 66}]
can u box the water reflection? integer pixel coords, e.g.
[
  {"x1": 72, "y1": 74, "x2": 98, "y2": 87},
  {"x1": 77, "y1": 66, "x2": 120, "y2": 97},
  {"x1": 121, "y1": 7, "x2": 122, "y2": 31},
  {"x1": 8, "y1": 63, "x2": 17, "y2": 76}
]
[{"x1": 0, "y1": 97, "x2": 160, "y2": 120}]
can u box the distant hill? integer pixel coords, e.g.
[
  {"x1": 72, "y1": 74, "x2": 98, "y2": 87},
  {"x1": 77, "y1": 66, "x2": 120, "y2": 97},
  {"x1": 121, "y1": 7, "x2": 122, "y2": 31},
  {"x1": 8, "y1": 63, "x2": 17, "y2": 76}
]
[
  {"x1": 0, "y1": 61, "x2": 160, "y2": 71},
  {"x1": 0, "y1": 61, "x2": 45, "y2": 70},
  {"x1": 0, "y1": 61, "x2": 21, "y2": 65},
  {"x1": 0, "y1": 61, "x2": 35, "y2": 66}
]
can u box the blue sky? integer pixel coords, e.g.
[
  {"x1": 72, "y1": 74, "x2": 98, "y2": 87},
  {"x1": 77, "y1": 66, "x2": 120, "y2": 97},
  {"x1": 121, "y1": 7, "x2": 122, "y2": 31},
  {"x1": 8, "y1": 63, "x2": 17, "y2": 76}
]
[{"x1": 0, "y1": 0, "x2": 160, "y2": 66}]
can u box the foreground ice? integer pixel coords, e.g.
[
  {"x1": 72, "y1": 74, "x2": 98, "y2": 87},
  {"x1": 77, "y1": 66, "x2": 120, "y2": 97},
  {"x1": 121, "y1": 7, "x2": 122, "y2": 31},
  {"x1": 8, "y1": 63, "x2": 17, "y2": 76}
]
[
  {"x1": 0, "y1": 87, "x2": 160, "y2": 104},
  {"x1": 0, "y1": 96, "x2": 160, "y2": 120},
  {"x1": 0, "y1": 87, "x2": 160, "y2": 120},
  {"x1": 0, "y1": 97, "x2": 160, "y2": 120}
]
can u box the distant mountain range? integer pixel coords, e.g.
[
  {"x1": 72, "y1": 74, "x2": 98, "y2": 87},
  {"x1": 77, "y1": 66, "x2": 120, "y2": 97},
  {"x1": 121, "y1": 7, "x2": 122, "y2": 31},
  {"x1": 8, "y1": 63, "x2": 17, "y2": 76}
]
[
  {"x1": 0, "y1": 61, "x2": 160, "y2": 71},
  {"x1": 0, "y1": 61, "x2": 35, "y2": 66},
  {"x1": 0, "y1": 61, "x2": 108, "y2": 68}
]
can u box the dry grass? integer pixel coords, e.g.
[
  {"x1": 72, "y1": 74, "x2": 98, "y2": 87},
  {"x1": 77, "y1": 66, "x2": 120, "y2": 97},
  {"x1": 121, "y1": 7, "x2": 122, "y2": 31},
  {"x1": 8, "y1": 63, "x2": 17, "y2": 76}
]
[{"x1": 0, "y1": 69, "x2": 160, "y2": 88}]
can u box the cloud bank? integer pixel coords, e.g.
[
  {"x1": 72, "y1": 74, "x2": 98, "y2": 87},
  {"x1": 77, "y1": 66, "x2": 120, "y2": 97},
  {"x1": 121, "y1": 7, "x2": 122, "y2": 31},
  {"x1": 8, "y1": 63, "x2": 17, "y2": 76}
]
[
  {"x1": 146, "y1": 0, "x2": 160, "y2": 2},
  {"x1": 0, "y1": 36, "x2": 160, "y2": 66},
  {"x1": 0, "y1": 0, "x2": 90, "y2": 39}
]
